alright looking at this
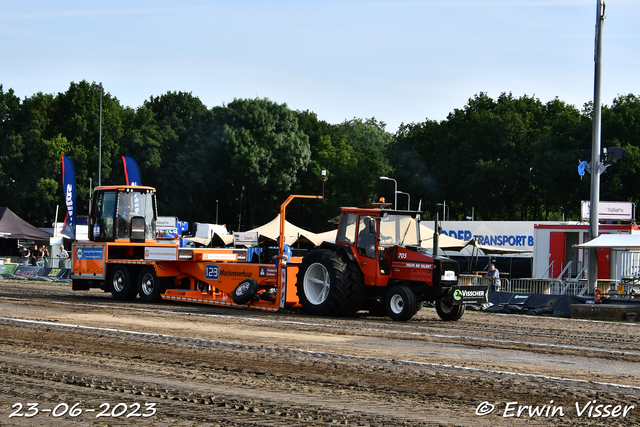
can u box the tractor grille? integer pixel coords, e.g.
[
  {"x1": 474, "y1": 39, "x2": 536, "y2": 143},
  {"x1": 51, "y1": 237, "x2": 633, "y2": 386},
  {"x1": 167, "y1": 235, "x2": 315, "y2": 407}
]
[{"x1": 435, "y1": 258, "x2": 460, "y2": 287}]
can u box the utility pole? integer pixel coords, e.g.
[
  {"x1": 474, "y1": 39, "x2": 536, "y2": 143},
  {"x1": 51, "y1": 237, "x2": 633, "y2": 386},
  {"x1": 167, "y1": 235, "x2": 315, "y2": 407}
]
[
  {"x1": 95, "y1": 84, "x2": 104, "y2": 187},
  {"x1": 588, "y1": 0, "x2": 606, "y2": 295}
]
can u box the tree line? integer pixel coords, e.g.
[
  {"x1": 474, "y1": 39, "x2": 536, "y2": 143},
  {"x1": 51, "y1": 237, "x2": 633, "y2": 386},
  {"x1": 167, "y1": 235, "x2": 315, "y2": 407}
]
[{"x1": 1, "y1": 81, "x2": 639, "y2": 233}]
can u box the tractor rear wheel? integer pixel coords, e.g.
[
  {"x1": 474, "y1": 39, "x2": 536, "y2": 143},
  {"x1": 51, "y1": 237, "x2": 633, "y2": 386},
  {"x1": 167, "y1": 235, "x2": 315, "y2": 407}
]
[
  {"x1": 385, "y1": 285, "x2": 417, "y2": 321},
  {"x1": 296, "y1": 249, "x2": 362, "y2": 317},
  {"x1": 435, "y1": 299, "x2": 465, "y2": 321}
]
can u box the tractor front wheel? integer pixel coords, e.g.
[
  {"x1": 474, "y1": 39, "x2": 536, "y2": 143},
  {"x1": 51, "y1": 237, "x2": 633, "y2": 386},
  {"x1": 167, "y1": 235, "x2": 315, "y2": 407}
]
[
  {"x1": 435, "y1": 299, "x2": 465, "y2": 321},
  {"x1": 385, "y1": 286, "x2": 417, "y2": 321}
]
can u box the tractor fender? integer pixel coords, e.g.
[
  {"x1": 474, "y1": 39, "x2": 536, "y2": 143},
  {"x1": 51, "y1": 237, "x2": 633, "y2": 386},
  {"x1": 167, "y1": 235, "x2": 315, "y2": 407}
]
[{"x1": 315, "y1": 241, "x2": 358, "y2": 264}]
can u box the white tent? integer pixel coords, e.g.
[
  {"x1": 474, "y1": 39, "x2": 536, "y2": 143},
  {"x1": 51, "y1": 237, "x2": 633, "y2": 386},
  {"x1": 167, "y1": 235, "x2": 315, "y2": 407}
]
[
  {"x1": 246, "y1": 214, "x2": 320, "y2": 246},
  {"x1": 307, "y1": 229, "x2": 337, "y2": 246},
  {"x1": 419, "y1": 224, "x2": 469, "y2": 251},
  {"x1": 574, "y1": 234, "x2": 640, "y2": 250}
]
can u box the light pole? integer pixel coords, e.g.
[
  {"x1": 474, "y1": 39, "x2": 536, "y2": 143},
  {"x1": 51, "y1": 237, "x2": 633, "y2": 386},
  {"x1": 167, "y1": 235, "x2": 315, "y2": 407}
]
[
  {"x1": 321, "y1": 168, "x2": 327, "y2": 199},
  {"x1": 95, "y1": 83, "x2": 104, "y2": 187},
  {"x1": 216, "y1": 199, "x2": 219, "y2": 224},
  {"x1": 437, "y1": 201, "x2": 449, "y2": 221},
  {"x1": 396, "y1": 191, "x2": 410, "y2": 210},
  {"x1": 379, "y1": 176, "x2": 397, "y2": 209},
  {"x1": 587, "y1": 0, "x2": 606, "y2": 295}
]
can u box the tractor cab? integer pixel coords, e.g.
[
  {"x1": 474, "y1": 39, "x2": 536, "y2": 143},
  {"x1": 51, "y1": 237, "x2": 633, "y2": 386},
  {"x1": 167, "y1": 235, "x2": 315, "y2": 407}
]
[
  {"x1": 336, "y1": 206, "x2": 422, "y2": 257},
  {"x1": 89, "y1": 186, "x2": 157, "y2": 243}
]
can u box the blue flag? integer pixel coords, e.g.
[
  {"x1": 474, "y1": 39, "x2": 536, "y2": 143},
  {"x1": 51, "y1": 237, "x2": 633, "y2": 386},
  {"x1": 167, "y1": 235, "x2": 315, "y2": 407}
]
[
  {"x1": 122, "y1": 156, "x2": 142, "y2": 186},
  {"x1": 61, "y1": 155, "x2": 76, "y2": 240}
]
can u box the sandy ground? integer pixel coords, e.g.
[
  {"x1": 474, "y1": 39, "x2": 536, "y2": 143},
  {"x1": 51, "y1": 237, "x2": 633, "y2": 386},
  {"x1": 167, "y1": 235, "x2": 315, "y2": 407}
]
[{"x1": 1, "y1": 279, "x2": 639, "y2": 426}]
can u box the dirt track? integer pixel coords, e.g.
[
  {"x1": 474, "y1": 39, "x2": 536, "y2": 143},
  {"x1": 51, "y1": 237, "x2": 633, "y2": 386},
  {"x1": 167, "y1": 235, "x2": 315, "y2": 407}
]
[{"x1": 1, "y1": 279, "x2": 639, "y2": 426}]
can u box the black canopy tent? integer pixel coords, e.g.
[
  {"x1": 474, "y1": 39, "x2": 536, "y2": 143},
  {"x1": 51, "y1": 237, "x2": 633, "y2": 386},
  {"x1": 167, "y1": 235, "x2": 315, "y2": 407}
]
[{"x1": 0, "y1": 207, "x2": 53, "y2": 257}]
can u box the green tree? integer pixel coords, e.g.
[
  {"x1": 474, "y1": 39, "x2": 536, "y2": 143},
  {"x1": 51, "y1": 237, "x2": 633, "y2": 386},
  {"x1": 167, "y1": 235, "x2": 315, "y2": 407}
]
[
  {"x1": 211, "y1": 98, "x2": 311, "y2": 228},
  {"x1": 51, "y1": 81, "x2": 125, "y2": 216},
  {"x1": 0, "y1": 86, "x2": 25, "y2": 216},
  {"x1": 128, "y1": 91, "x2": 213, "y2": 223},
  {"x1": 600, "y1": 94, "x2": 640, "y2": 205}
]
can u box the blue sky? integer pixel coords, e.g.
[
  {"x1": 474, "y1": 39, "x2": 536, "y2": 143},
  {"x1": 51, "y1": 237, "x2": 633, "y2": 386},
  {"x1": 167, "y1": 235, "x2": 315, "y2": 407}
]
[{"x1": 2, "y1": 1, "x2": 639, "y2": 133}]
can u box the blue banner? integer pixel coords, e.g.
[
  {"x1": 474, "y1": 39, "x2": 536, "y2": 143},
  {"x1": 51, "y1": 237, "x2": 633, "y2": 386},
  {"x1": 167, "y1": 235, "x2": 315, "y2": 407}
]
[
  {"x1": 61, "y1": 155, "x2": 76, "y2": 240},
  {"x1": 122, "y1": 155, "x2": 142, "y2": 186}
]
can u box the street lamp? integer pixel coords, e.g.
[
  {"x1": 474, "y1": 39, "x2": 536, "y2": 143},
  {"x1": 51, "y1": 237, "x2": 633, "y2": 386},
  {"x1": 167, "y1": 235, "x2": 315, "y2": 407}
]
[
  {"x1": 396, "y1": 191, "x2": 410, "y2": 210},
  {"x1": 437, "y1": 201, "x2": 449, "y2": 221},
  {"x1": 379, "y1": 176, "x2": 397, "y2": 209},
  {"x1": 216, "y1": 199, "x2": 219, "y2": 224},
  {"x1": 95, "y1": 83, "x2": 104, "y2": 187},
  {"x1": 320, "y1": 168, "x2": 327, "y2": 199},
  {"x1": 466, "y1": 207, "x2": 475, "y2": 221}
]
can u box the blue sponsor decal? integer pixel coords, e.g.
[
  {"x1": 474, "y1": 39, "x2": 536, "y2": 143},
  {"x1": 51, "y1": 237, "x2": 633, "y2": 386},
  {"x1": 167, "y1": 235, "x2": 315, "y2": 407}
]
[
  {"x1": 205, "y1": 264, "x2": 219, "y2": 280},
  {"x1": 76, "y1": 247, "x2": 104, "y2": 260},
  {"x1": 441, "y1": 229, "x2": 534, "y2": 247}
]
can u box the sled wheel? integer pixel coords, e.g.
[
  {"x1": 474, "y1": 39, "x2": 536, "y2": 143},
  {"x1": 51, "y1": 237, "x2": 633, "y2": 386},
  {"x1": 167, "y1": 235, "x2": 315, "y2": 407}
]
[
  {"x1": 137, "y1": 266, "x2": 164, "y2": 302},
  {"x1": 109, "y1": 265, "x2": 136, "y2": 300},
  {"x1": 232, "y1": 279, "x2": 259, "y2": 304},
  {"x1": 435, "y1": 299, "x2": 465, "y2": 321}
]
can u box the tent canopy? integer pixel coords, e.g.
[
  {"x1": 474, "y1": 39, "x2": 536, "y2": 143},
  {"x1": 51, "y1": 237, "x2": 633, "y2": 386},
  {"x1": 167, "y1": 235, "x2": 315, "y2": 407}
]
[
  {"x1": 419, "y1": 224, "x2": 469, "y2": 251},
  {"x1": 0, "y1": 207, "x2": 52, "y2": 242},
  {"x1": 246, "y1": 214, "x2": 323, "y2": 246},
  {"x1": 574, "y1": 234, "x2": 640, "y2": 250}
]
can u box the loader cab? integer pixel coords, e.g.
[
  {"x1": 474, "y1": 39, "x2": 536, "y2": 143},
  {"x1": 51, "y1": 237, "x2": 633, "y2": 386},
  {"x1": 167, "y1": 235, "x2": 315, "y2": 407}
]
[{"x1": 89, "y1": 186, "x2": 157, "y2": 243}]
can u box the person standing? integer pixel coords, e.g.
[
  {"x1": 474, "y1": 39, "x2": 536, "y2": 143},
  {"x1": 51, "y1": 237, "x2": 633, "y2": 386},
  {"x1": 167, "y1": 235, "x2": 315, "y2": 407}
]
[
  {"x1": 42, "y1": 245, "x2": 50, "y2": 267},
  {"x1": 35, "y1": 245, "x2": 45, "y2": 267},
  {"x1": 20, "y1": 246, "x2": 30, "y2": 266},
  {"x1": 486, "y1": 264, "x2": 500, "y2": 291},
  {"x1": 31, "y1": 245, "x2": 39, "y2": 266},
  {"x1": 59, "y1": 246, "x2": 69, "y2": 268}
]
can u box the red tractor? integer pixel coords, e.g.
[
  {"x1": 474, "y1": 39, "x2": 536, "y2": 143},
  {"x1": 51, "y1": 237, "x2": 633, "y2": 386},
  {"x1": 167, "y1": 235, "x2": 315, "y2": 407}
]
[{"x1": 296, "y1": 202, "x2": 487, "y2": 321}]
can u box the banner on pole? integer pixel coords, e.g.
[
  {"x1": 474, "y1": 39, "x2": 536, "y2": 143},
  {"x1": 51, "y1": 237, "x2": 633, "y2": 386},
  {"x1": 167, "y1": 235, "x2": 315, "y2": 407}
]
[{"x1": 61, "y1": 155, "x2": 76, "y2": 240}]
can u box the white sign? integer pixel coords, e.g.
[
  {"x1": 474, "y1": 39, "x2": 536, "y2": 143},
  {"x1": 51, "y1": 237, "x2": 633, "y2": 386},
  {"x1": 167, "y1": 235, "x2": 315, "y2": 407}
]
[
  {"x1": 233, "y1": 231, "x2": 258, "y2": 246},
  {"x1": 145, "y1": 246, "x2": 177, "y2": 261},
  {"x1": 581, "y1": 201, "x2": 635, "y2": 221},
  {"x1": 156, "y1": 216, "x2": 177, "y2": 228},
  {"x1": 202, "y1": 252, "x2": 237, "y2": 261}
]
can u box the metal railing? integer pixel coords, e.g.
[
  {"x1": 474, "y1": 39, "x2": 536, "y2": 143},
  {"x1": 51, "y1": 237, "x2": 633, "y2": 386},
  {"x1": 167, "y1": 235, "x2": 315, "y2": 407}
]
[
  {"x1": 460, "y1": 274, "x2": 640, "y2": 297},
  {"x1": 1, "y1": 256, "x2": 70, "y2": 269}
]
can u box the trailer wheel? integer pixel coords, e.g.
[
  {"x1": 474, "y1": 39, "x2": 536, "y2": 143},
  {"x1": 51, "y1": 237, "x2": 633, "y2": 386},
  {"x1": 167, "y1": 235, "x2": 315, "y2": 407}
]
[
  {"x1": 435, "y1": 300, "x2": 465, "y2": 321},
  {"x1": 232, "y1": 279, "x2": 259, "y2": 305},
  {"x1": 109, "y1": 265, "x2": 136, "y2": 300},
  {"x1": 385, "y1": 286, "x2": 417, "y2": 321},
  {"x1": 296, "y1": 249, "x2": 362, "y2": 317},
  {"x1": 137, "y1": 266, "x2": 164, "y2": 302}
]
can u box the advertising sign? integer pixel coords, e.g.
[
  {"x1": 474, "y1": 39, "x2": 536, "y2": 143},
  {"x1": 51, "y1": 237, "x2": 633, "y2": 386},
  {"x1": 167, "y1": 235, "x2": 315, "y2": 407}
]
[
  {"x1": 144, "y1": 246, "x2": 177, "y2": 261},
  {"x1": 581, "y1": 201, "x2": 635, "y2": 221},
  {"x1": 233, "y1": 232, "x2": 258, "y2": 246}
]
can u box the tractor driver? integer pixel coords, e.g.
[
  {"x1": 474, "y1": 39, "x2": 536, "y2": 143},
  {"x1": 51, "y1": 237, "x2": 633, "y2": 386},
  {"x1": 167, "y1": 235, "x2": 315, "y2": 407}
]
[{"x1": 357, "y1": 216, "x2": 376, "y2": 258}]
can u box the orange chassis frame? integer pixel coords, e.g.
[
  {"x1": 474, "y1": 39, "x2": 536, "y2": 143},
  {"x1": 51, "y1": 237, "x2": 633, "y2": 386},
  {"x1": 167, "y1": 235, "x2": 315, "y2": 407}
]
[{"x1": 72, "y1": 195, "x2": 321, "y2": 313}]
